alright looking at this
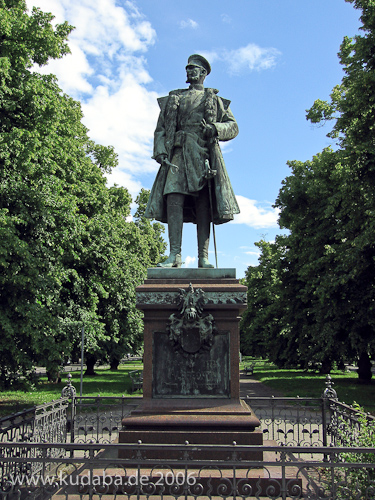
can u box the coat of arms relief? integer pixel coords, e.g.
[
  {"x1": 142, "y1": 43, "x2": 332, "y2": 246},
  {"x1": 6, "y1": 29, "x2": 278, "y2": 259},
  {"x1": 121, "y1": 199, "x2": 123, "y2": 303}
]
[{"x1": 166, "y1": 283, "x2": 216, "y2": 357}]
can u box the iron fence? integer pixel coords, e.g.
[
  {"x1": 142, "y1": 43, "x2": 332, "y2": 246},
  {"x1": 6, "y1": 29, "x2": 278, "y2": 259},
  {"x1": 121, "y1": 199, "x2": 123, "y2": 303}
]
[
  {"x1": 1, "y1": 376, "x2": 375, "y2": 498},
  {"x1": 327, "y1": 399, "x2": 375, "y2": 448},
  {"x1": 0, "y1": 407, "x2": 35, "y2": 443},
  {"x1": 0, "y1": 395, "x2": 331, "y2": 448},
  {"x1": 72, "y1": 396, "x2": 142, "y2": 444},
  {"x1": 1, "y1": 441, "x2": 375, "y2": 499},
  {"x1": 69, "y1": 395, "x2": 330, "y2": 448},
  {"x1": 0, "y1": 398, "x2": 69, "y2": 482},
  {"x1": 246, "y1": 397, "x2": 326, "y2": 447},
  {"x1": 70, "y1": 395, "x2": 329, "y2": 447}
]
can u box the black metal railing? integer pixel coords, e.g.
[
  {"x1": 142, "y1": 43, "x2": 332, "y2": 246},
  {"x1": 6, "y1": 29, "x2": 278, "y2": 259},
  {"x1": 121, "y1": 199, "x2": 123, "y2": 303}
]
[
  {"x1": 1, "y1": 441, "x2": 375, "y2": 499},
  {"x1": 246, "y1": 396, "x2": 326, "y2": 447},
  {"x1": 0, "y1": 407, "x2": 35, "y2": 443},
  {"x1": 0, "y1": 374, "x2": 355, "y2": 449},
  {"x1": 0, "y1": 398, "x2": 69, "y2": 481},
  {"x1": 72, "y1": 396, "x2": 141, "y2": 444},
  {"x1": 1, "y1": 375, "x2": 375, "y2": 498},
  {"x1": 328, "y1": 398, "x2": 375, "y2": 447},
  {"x1": 70, "y1": 395, "x2": 329, "y2": 448}
]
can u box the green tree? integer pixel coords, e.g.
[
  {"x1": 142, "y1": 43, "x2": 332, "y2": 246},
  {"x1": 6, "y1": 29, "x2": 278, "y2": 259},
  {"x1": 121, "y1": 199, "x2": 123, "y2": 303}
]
[
  {"x1": 336, "y1": 403, "x2": 375, "y2": 498},
  {"x1": 0, "y1": 1, "x2": 162, "y2": 386},
  {"x1": 243, "y1": 0, "x2": 375, "y2": 379},
  {"x1": 133, "y1": 188, "x2": 166, "y2": 267},
  {"x1": 274, "y1": 0, "x2": 375, "y2": 379},
  {"x1": 308, "y1": 0, "x2": 375, "y2": 379},
  {"x1": 101, "y1": 189, "x2": 166, "y2": 371},
  {"x1": 240, "y1": 240, "x2": 286, "y2": 361},
  {"x1": 275, "y1": 149, "x2": 352, "y2": 373},
  {"x1": 0, "y1": 0, "x2": 79, "y2": 385}
]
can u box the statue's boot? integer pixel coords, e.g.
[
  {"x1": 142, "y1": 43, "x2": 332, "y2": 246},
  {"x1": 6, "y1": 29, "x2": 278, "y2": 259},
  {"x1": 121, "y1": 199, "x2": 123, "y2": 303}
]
[
  {"x1": 157, "y1": 194, "x2": 184, "y2": 268},
  {"x1": 196, "y1": 191, "x2": 214, "y2": 269}
]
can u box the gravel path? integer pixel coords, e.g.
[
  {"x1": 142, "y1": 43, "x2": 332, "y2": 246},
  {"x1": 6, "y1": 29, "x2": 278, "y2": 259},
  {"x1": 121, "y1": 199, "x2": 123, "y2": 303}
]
[{"x1": 240, "y1": 373, "x2": 284, "y2": 398}]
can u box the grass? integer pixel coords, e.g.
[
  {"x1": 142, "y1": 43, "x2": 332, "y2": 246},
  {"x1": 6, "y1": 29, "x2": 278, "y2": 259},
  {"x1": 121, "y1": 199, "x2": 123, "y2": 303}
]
[
  {"x1": 241, "y1": 357, "x2": 375, "y2": 413},
  {"x1": 0, "y1": 360, "x2": 143, "y2": 417},
  {"x1": 2, "y1": 357, "x2": 375, "y2": 417}
]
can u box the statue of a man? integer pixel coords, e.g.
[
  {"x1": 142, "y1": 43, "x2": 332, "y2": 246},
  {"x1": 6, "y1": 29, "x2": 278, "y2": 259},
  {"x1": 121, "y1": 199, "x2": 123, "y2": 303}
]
[{"x1": 145, "y1": 54, "x2": 240, "y2": 268}]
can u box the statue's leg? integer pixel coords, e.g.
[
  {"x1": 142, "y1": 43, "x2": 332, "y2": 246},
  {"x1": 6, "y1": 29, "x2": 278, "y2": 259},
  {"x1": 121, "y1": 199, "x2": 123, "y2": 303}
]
[
  {"x1": 157, "y1": 193, "x2": 184, "y2": 268},
  {"x1": 196, "y1": 188, "x2": 214, "y2": 269}
]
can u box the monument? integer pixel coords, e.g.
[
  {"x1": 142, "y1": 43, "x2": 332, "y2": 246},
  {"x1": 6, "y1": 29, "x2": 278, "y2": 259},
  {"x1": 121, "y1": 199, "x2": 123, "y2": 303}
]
[
  {"x1": 144, "y1": 53, "x2": 240, "y2": 269},
  {"x1": 120, "y1": 55, "x2": 262, "y2": 461}
]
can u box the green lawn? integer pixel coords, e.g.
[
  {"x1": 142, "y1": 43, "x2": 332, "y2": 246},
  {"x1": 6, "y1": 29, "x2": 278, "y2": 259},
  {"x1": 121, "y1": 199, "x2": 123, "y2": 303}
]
[
  {"x1": 0, "y1": 361, "x2": 143, "y2": 417},
  {"x1": 242, "y1": 357, "x2": 375, "y2": 413},
  {"x1": 2, "y1": 357, "x2": 375, "y2": 417}
]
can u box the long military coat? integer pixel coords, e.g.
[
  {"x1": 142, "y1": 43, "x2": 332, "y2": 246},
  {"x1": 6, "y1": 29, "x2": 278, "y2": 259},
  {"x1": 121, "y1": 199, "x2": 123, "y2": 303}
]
[{"x1": 145, "y1": 87, "x2": 240, "y2": 225}]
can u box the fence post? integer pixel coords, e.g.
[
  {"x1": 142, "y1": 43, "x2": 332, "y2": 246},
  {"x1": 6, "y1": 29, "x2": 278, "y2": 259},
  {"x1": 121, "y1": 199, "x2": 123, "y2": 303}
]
[
  {"x1": 280, "y1": 443, "x2": 287, "y2": 500},
  {"x1": 61, "y1": 374, "x2": 77, "y2": 448},
  {"x1": 321, "y1": 375, "x2": 338, "y2": 460}
]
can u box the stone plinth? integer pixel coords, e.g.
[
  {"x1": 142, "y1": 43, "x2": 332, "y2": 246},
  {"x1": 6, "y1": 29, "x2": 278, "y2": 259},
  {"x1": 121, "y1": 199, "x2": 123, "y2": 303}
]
[
  {"x1": 136, "y1": 268, "x2": 245, "y2": 400},
  {"x1": 120, "y1": 268, "x2": 263, "y2": 460}
]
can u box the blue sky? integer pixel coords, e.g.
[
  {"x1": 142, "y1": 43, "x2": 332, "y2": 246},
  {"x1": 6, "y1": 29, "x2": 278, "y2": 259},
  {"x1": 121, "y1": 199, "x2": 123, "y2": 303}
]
[{"x1": 26, "y1": 0, "x2": 361, "y2": 278}]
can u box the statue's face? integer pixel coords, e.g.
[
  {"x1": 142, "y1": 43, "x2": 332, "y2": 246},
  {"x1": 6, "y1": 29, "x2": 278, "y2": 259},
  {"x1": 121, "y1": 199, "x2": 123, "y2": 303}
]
[{"x1": 186, "y1": 64, "x2": 206, "y2": 84}]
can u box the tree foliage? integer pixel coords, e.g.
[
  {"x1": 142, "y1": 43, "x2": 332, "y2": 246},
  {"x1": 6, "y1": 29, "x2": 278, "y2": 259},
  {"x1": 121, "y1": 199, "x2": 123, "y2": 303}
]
[
  {"x1": 240, "y1": 240, "x2": 287, "y2": 363},
  {"x1": 241, "y1": 0, "x2": 375, "y2": 380},
  {"x1": 0, "y1": 1, "x2": 165, "y2": 387}
]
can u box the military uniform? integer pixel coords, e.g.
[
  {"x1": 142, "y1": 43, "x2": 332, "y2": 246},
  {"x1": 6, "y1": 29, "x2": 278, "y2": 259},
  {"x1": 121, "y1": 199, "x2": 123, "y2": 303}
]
[
  {"x1": 145, "y1": 55, "x2": 239, "y2": 268},
  {"x1": 145, "y1": 86, "x2": 240, "y2": 225}
]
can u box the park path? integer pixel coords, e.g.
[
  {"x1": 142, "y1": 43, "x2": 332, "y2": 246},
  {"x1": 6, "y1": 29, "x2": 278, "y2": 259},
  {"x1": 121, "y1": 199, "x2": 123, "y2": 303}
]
[{"x1": 239, "y1": 373, "x2": 284, "y2": 398}]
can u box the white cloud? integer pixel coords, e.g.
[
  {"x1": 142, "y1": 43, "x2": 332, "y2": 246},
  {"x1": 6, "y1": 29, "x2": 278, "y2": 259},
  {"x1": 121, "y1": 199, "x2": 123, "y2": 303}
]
[
  {"x1": 183, "y1": 256, "x2": 196, "y2": 268},
  {"x1": 37, "y1": 41, "x2": 94, "y2": 95},
  {"x1": 239, "y1": 245, "x2": 261, "y2": 258},
  {"x1": 28, "y1": 0, "x2": 156, "y2": 53},
  {"x1": 81, "y1": 74, "x2": 159, "y2": 175},
  {"x1": 202, "y1": 44, "x2": 281, "y2": 75},
  {"x1": 225, "y1": 44, "x2": 280, "y2": 74},
  {"x1": 197, "y1": 51, "x2": 221, "y2": 66},
  {"x1": 232, "y1": 196, "x2": 279, "y2": 229},
  {"x1": 106, "y1": 168, "x2": 143, "y2": 196},
  {"x1": 180, "y1": 19, "x2": 199, "y2": 29},
  {"x1": 26, "y1": 0, "x2": 158, "y2": 200},
  {"x1": 27, "y1": 0, "x2": 65, "y2": 23}
]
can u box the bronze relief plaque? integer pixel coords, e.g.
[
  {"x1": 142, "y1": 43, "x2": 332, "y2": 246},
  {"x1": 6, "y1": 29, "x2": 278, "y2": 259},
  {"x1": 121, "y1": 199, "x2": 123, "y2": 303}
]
[{"x1": 152, "y1": 329, "x2": 230, "y2": 398}]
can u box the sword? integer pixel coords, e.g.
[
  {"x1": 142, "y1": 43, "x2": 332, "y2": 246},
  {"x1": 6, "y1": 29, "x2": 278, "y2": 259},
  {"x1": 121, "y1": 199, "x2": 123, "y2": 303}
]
[{"x1": 204, "y1": 159, "x2": 218, "y2": 268}]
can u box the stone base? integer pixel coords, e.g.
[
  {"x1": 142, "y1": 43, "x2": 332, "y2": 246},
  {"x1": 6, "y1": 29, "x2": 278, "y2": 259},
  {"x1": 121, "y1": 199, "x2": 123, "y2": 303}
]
[
  {"x1": 119, "y1": 269, "x2": 263, "y2": 463},
  {"x1": 119, "y1": 398, "x2": 263, "y2": 461},
  {"x1": 136, "y1": 272, "x2": 247, "y2": 400}
]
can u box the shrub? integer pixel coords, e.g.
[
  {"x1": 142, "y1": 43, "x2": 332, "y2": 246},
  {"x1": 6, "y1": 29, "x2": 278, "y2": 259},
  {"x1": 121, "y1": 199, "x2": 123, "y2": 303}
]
[{"x1": 335, "y1": 403, "x2": 375, "y2": 498}]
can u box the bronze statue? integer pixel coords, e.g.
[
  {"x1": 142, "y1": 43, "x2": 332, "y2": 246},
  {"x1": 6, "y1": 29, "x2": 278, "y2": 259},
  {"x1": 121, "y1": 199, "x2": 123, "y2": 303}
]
[{"x1": 145, "y1": 54, "x2": 240, "y2": 268}]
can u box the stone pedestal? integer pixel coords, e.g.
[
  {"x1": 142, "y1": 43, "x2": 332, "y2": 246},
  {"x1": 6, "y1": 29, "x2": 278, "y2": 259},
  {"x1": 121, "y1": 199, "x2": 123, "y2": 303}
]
[{"x1": 119, "y1": 268, "x2": 263, "y2": 460}]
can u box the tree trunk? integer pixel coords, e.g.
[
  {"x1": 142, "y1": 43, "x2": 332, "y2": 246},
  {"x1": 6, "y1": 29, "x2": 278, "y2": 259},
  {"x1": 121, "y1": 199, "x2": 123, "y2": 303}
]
[
  {"x1": 337, "y1": 359, "x2": 345, "y2": 371},
  {"x1": 84, "y1": 354, "x2": 97, "y2": 376},
  {"x1": 46, "y1": 370, "x2": 61, "y2": 383},
  {"x1": 357, "y1": 351, "x2": 372, "y2": 383},
  {"x1": 320, "y1": 357, "x2": 332, "y2": 374},
  {"x1": 110, "y1": 358, "x2": 120, "y2": 371}
]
